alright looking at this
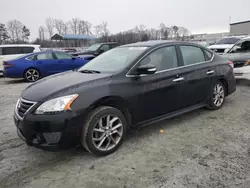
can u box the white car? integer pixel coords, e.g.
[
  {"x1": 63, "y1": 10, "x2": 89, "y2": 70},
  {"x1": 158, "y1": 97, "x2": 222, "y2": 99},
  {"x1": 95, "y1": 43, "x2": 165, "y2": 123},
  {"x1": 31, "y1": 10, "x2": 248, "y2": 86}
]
[
  {"x1": 0, "y1": 44, "x2": 41, "y2": 74},
  {"x1": 222, "y1": 37, "x2": 250, "y2": 80},
  {"x1": 208, "y1": 36, "x2": 247, "y2": 55}
]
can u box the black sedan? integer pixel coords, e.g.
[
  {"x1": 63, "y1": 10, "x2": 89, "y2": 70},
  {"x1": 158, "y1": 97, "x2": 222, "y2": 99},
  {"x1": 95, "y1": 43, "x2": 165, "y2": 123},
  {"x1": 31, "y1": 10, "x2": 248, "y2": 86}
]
[{"x1": 14, "y1": 40, "x2": 236, "y2": 156}]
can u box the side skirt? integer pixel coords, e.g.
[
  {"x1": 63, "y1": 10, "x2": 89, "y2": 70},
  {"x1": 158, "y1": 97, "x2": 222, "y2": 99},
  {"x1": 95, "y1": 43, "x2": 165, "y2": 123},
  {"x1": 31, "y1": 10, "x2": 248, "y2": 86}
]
[{"x1": 135, "y1": 103, "x2": 207, "y2": 128}]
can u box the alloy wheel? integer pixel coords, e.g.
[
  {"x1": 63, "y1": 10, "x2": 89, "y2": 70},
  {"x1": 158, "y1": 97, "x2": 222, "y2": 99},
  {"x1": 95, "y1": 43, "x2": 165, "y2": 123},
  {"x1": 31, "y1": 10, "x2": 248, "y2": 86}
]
[
  {"x1": 213, "y1": 83, "x2": 225, "y2": 107},
  {"x1": 25, "y1": 69, "x2": 40, "y2": 82},
  {"x1": 92, "y1": 115, "x2": 123, "y2": 151}
]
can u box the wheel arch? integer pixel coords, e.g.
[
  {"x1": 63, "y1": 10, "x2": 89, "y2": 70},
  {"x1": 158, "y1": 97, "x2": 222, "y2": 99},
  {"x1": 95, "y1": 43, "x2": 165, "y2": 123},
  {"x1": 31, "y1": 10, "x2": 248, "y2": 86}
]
[
  {"x1": 87, "y1": 96, "x2": 133, "y2": 128},
  {"x1": 218, "y1": 78, "x2": 228, "y2": 96}
]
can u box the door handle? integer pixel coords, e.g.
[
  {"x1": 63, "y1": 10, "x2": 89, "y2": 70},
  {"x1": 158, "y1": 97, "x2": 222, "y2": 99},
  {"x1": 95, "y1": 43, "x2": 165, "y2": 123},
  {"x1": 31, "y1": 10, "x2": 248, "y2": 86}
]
[
  {"x1": 173, "y1": 77, "x2": 184, "y2": 82},
  {"x1": 206, "y1": 70, "x2": 215, "y2": 75}
]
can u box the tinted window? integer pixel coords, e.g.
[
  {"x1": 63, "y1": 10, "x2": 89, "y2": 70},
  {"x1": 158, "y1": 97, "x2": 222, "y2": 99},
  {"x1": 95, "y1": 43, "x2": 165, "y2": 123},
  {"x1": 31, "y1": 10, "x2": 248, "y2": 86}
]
[
  {"x1": 100, "y1": 45, "x2": 110, "y2": 52},
  {"x1": 215, "y1": 37, "x2": 240, "y2": 45},
  {"x1": 0, "y1": 47, "x2": 2, "y2": 55},
  {"x1": 140, "y1": 46, "x2": 178, "y2": 71},
  {"x1": 204, "y1": 50, "x2": 213, "y2": 60},
  {"x1": 54, "y1": 52, "x2": 72, "y2": 60},
  {"x1": 22, "y1": 47, "x2": 35, "y2": 53},
  {"x1": 180, "y1": 46, "x2": 205, "y2": 65},
  {"x1": 37, "y1": 53, "x2": 54, "y2": 60},
  {"x1": 78, "y1": 47, "x2": 147, "y2": 73},
  {"x1": 26, "y1": 55, "x2": 35, "y2": 60},
  {"x1": 2, "y1": 47, "x2": 22, "y2": 55}
]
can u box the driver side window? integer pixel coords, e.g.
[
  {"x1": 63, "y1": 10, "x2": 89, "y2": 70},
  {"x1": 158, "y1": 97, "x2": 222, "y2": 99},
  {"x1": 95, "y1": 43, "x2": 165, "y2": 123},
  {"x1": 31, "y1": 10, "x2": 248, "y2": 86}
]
[
  {"x1": 99, "y1": 45, "x2": 110, "y2": 52},
  {"x1": 54, "y1": 52, "x2": 72, "y2": 60},
  {"x1": 139, "y1": 46, "x2": 178, "y2": 72}
]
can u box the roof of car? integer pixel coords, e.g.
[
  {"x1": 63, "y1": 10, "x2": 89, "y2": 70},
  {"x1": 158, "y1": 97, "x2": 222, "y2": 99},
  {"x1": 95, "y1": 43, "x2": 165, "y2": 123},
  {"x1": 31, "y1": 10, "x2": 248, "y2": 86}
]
[
  {"x1": 0, "y1": 44, "x2": 41, "y2": 47},
  {"x1": 121, "y1": 40, "x2": 193, "y2": 47},
  {"x1": 97, "y1": 42, "x2": 119, "y2": 45}
]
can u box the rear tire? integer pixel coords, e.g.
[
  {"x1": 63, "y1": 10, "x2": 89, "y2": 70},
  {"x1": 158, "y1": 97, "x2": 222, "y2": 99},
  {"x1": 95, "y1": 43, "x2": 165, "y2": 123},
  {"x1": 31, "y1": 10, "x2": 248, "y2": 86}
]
[
  {"x1": 81, "y1": 106, "x2": 127, "y2": 156},
  {"x1": 206, "y1": 80, "x2": 225, "y2": 110},
  {"x1": 24, "y1": 68, "x2": 40, "y2": 82}
]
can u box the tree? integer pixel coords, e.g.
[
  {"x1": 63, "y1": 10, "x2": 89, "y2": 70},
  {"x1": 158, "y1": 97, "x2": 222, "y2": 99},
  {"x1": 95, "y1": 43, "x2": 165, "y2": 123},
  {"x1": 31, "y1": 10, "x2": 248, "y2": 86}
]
[
  {"x1": 38, "y1": 26, "x2": 46, "y2": 41},
  {"x1": 0, "y1": 23, "x2": 9, "y2": 44},
  {"x1": 94, "y1": 21, "x2": 109, "y2": 38},
  {"x1": 69, "y1": 18, "x2": 80, "y2": 34},
  {"x1": 54, "y1": 19, "x2": 65, "y2": 34},
  {"x1": 46, "y1": 18, "x2": 54, "y2": 39},
  {"x1": 177, "y1": 27, "x2": 191, "y2": 40},
  {"x1": 159, "y1": 23, "x2": 169, "y2": 39},
  {"x1": 22, "y1": 26, "x2": 30, "y2": 41},
  {"x1": 7, "y1": 20, "x2": 24, "y2": 42}
]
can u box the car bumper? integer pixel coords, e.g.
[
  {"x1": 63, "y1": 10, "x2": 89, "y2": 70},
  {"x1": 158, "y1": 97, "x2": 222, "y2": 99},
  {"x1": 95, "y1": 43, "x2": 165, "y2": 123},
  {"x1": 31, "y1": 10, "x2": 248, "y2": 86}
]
[
  {"x1": 234, "y1": 66, "x2": 250, "y2": 80},
  {"x1": 14, "y1": 111, "x2": 84, "y2": 149}
]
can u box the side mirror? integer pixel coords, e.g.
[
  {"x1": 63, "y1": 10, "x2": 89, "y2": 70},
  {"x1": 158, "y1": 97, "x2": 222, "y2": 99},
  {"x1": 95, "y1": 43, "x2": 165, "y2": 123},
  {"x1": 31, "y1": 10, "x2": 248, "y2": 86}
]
[
  {"x1": 72, "y1": 56, "x2": 77, "y2": 60},
  {"x1": 136, "y1": 64, "x2": 156, "y2": 75}
]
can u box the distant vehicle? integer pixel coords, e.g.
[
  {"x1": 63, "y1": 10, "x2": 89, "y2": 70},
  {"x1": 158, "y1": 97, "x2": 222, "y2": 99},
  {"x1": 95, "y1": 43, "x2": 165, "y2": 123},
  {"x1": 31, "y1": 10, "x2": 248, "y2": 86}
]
[
  {"x1": 0, "y1": 44, "x2": 41, "y2": 74},
  {"x1": 60, "y1": 48, "x2": 78, "y2": 53},
  {"x1": 14, "y1": 40, "x2": 236, "y2": 156},
  {"x1": 71, "y1": 42, "x2": 120, "y2": 57},
  {"x1": 222, "y1": 37, "x2": 250, "y2": 80},
  {"x1": 3, "y1": 51, "x2": 91, "y2": 82},
  {"x1": 208, "y1": 36, "x2": 247, "y2": 55}
]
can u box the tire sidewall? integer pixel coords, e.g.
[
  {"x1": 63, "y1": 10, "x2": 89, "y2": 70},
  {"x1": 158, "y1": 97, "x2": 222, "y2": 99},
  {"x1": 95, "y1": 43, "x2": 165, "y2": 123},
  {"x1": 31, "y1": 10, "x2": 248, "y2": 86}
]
[{"x1": 82, "y1": 107, "x2": 128, "y2": 156}]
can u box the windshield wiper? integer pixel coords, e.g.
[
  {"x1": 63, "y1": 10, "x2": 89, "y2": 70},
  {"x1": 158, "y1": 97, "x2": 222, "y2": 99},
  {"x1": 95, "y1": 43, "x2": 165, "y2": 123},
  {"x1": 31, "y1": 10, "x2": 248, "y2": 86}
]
[{"x1": 79, "y1": 69, "x2": 101, "y2": 74}]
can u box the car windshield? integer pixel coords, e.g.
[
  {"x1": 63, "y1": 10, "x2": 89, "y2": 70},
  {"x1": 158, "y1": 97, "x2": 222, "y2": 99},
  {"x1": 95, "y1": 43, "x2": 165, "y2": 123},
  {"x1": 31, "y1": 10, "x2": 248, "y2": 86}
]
[
  {"x1": 215, "y1": 37, "x2": 241, "y2": 45},
  {"x1": 78, "y1": 47, "x2": 148, "y2": 73},
  {"x1": 87, "y1": 44, "x2": 102, "y2": 51}
]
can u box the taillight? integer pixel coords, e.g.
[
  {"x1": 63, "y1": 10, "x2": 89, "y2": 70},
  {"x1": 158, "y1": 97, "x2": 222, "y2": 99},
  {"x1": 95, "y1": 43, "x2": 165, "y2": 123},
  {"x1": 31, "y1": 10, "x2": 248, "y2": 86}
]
[
  {"x1": 3, "y1": 61, "x2": 14, "y2": 68},
  {"x1": 228, "y1": 61, "x2": 234, "y2": 69}
]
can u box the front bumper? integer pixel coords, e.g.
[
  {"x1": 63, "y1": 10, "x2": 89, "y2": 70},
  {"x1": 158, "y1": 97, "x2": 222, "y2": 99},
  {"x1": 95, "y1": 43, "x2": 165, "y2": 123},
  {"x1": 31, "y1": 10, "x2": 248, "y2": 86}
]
[
  {"x1": 234, "y1": 66, "x2": 250, "y2": 80},
  {"x1": 14, "y1": 110, "x2": 84, "y2": 149}
]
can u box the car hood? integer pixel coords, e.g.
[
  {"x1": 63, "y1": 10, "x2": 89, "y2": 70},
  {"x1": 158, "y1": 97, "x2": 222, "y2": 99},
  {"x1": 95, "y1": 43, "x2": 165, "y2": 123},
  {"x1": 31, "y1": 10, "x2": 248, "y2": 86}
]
[
  {"x1": 208, "y1": 44, "x2": 234, "y2": 49},
  {"x1": 21, "y1": 71, "x2": 111, "y2": 102},
  {"x1": 221, "y1": 53, "x2": 250, "y2": 62}
]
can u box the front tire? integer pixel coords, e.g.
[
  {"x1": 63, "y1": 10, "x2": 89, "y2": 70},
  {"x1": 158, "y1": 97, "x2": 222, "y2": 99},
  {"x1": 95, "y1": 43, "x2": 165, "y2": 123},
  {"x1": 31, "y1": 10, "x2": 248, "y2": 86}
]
[
  {"x1": 24, "y1": 68, "x2": 40, "y2": 82},
  {"x1": 81, "y1": 106, "x2": 127, "y2": 156},
  {"x1": 207, "y1": 81, "x2": 226, "y2": 110}
]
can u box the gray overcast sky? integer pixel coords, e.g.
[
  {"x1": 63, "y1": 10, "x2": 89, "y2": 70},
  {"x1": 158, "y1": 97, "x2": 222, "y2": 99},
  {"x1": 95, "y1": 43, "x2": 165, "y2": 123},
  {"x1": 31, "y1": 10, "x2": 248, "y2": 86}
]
[{"x1": 1, "y1": 0, "x2": 250, "y2": 40}]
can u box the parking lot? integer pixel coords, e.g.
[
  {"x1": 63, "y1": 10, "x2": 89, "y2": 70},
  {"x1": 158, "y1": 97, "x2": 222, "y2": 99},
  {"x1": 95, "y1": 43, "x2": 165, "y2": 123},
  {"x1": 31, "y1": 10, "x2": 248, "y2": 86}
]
[{"x1": 0, "y1": 77, "x2": 249, "y2": 188}]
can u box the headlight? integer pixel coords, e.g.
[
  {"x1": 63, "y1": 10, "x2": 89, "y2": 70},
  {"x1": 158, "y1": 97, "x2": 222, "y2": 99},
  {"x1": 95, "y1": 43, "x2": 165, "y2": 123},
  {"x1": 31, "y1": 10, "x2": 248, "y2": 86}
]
[{"x1": 35, "y1": 94, "x2": 78, "y2": 114}]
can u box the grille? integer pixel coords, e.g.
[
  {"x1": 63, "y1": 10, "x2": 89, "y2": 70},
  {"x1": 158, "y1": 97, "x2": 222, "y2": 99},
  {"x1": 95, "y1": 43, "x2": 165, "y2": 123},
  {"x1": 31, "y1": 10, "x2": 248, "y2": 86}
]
[
  {"x1": 16, "y1": 98, "x2": 36, "y2": 118},
  {"x1": 211, "y1": 48, "x2": 225, "y2": 53},
  {"x1": 233, "y1": 61, "x2": 245, "y2": 68}
]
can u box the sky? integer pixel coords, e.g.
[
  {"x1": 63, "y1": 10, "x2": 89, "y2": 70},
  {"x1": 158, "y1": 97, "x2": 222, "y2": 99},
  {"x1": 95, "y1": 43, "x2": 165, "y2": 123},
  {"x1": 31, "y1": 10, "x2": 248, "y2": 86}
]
[{"x1": 1, "y1": 0, "x2": 250, "y2": 40}]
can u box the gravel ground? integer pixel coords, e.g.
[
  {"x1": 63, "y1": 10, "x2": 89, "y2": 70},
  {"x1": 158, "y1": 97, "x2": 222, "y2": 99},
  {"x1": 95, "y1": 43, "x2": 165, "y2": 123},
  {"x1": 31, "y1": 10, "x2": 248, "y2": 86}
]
[{"x1": 0, "y1": 77, "x2": 250, "y2": 188}]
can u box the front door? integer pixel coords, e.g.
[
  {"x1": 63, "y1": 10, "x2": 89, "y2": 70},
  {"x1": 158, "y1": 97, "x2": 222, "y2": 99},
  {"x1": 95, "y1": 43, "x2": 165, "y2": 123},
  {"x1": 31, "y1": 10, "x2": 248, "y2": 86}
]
[
  {"x1": 53, "y1": 52, "x2": 75, "y2": 71},
  {"x1": 128, "y1": 45, "x2": 182, "y2": 122},
  {"x1": 177, "y1": 45, "x2": 213, "y2": 109}
]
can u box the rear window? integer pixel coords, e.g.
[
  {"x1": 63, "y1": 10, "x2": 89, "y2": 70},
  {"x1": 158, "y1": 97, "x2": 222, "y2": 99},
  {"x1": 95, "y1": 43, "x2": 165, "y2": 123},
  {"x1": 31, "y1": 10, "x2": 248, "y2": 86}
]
[
  {"x1": 22, "y1": 47, "x2": 35, "y2": 53},
  {"x1": 1, "y1": 46, "x2": 35, "y2": 55}
]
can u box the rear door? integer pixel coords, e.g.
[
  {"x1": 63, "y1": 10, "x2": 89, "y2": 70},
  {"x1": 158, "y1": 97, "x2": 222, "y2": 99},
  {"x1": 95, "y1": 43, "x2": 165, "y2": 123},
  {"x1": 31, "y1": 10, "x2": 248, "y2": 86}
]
[
  {"x1": 177, "y1": 45, "x2": 214, "y2": 108},
  {"x1": 128, "y1": 45, "x2": 182, "y2": 122},
  {"x1": 33, "y1": 52, "x2": 57, "y2": 75}
]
